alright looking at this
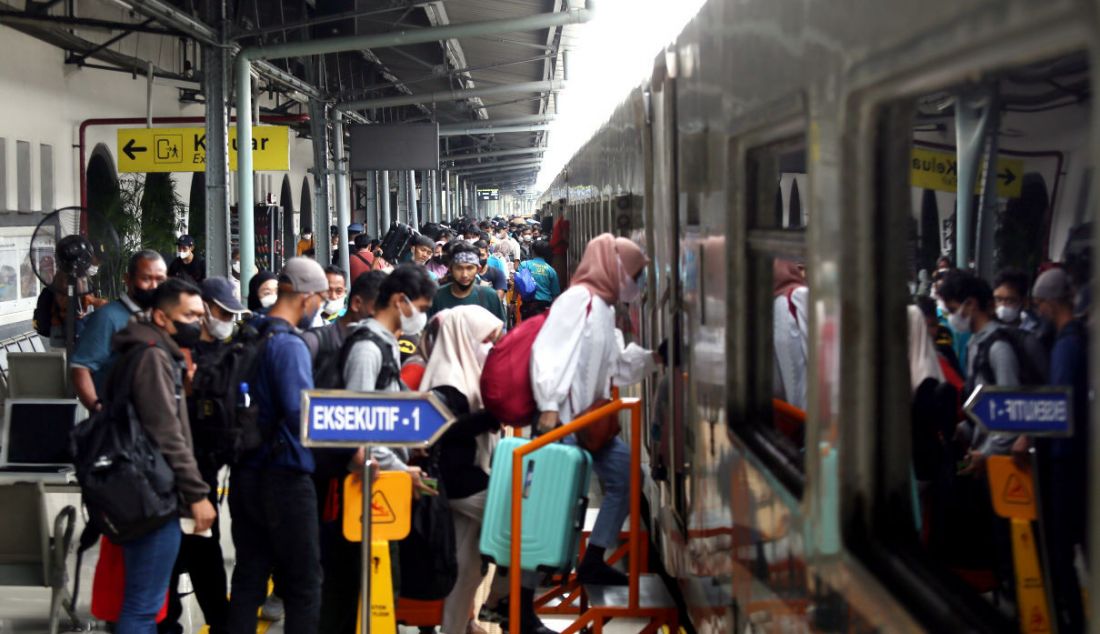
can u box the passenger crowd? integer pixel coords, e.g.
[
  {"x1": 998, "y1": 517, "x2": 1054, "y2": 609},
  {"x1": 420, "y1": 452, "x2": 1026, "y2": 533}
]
[
  {"x1": 63, "y1": 214, "x2": 660, "y2": 634},
  {"x1": 907, "y1": 258, "x2": 1090, "y2": 632}
]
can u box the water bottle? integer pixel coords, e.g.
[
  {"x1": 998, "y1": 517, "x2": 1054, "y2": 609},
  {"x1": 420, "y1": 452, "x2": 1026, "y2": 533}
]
[{"x1": 239, "y1": 382, "x2": 250, "y2": 409}]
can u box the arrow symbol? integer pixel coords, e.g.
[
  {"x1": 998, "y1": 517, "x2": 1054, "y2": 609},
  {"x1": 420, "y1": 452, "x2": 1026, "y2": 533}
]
[
  {"x1": 123, "y1": 138, "x2": 147, "y2": 161},
  {"x1": 997, "y1": 167, "x2": 1016, "y2": 186}
]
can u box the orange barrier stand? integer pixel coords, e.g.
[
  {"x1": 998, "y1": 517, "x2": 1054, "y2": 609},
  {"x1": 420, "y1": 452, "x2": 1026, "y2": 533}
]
[{"x1": 508, "y1": 398, "x2": 647, "y2": 633}]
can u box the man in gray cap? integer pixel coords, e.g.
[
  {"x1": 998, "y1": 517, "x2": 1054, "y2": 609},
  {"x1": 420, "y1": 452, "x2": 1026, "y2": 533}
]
[
  {"x1": 1030, "y1": 267, "x2": 1088, "y2": 633},
  {"x1": 227, "y1": 257, "x2": 327, "y2": 634}
]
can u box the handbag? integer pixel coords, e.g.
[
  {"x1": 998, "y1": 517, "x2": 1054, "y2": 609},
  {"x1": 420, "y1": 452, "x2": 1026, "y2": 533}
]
[
  {"x1": 575, "y1": 398, "x2": 621, "y2": 453},
  {"x1": 91, "y1": 537, "x2": 170, "y2": 622}
]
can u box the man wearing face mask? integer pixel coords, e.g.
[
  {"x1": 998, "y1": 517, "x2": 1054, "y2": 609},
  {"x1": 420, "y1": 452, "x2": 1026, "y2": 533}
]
[
  {"x1": 107, "y1": 278, "x2": 217, "y2": 632},
  {"x1": 430, "y1": 242, "x2": 506, "y2": 323},
  {"x1": 227, "y1": 257, "x2": 328, "y2": 634},
  {"x1": 993, "y1": 268, "x2": 1053, "y2": 346},
  {"x1": 315, "y1": 265, "x2": 348, "y2": 326},
  {"x1": 168, "y1": 234, "x2": 206, "y2": 284},
  {"x1": 71, "y1": 249, "x2": 167, "y2": 411},
  {"x1": 938, "y1": 271, "x2": 1047, "y2": 471},
  {"x1": 343, "y1": 265, "x2": 439, "y2": 494}
]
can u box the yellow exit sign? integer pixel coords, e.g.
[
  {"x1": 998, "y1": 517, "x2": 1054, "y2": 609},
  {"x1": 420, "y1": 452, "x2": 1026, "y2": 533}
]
[
  {"x1": 117, "y1": 126, "x2": 289, "y2": 173},
  {"x1": 910, "y1": 146, "x2": 1023, "y2": 199}
]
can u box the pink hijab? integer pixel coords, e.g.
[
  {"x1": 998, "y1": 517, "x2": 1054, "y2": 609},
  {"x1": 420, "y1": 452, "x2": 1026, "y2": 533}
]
[
  {"x1": 773, "y1": 259, "x2": 805, "y2": 298},
  {"x1": 570, "y1": 233, "x2": 649, "y2": 303},
  {"x1": 420, "y1": 305, "x2": 503, "y2": 411}
]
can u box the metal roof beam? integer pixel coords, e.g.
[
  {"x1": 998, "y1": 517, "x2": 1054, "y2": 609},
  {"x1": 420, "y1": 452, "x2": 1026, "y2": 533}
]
[
  {"x1": 440, "y1": 123, "x2": 552, "y2": 137},
  {"x1": 339, "y1": 79, "x2": 564, "y2": 112},
  {"x1": 453, "y1": 162, "x2": 543, "y2": 176},
  {"x1": 444, "y1": 147, "x2": 545, "y2": 162}
]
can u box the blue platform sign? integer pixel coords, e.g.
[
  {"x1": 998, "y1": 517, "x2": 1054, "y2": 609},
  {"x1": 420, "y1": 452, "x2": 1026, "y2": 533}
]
[
  {"x1": 300, "y1": 390, "x2": 455, "y2": 448},
  {"x1": 963, "y1": 386, "x2": 1073, "y2": 437}
]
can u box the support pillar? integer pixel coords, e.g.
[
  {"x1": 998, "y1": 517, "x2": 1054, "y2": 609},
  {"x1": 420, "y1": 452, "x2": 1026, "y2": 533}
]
[
  {"x1": 308, "y1": 99, "x2": 332, "y2": 266},
  {"x1": 365, "y1": 171, "x2": 379, "y2": 238},
  {"x1": 202, "y1": 0, "x2": 230, "y2": 278},
  {"x1": 408, "y1": 171, "x2": 419, "y2": 229},
  {"x1": 333, "y1": 110, "x2": 350, "y2": 276},
  {"x1": 380, "y1": 170, "x2": 391, "y2": 231}
]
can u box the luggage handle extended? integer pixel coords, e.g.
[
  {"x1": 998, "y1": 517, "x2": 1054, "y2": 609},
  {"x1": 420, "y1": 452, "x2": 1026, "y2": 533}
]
[{"x1": 509, "y1": 397, "x2": 644, "y2": 631}]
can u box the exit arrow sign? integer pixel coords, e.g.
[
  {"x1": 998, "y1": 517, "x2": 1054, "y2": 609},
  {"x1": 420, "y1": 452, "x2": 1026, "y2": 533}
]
[{"x1": 122, "y1": 138, "x2": 147, "y2": 161}]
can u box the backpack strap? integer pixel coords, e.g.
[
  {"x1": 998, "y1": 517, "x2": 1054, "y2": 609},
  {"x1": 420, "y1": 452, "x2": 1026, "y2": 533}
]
[{"x1": 339, "y1": 327, "x2": 401, "y2": 391}]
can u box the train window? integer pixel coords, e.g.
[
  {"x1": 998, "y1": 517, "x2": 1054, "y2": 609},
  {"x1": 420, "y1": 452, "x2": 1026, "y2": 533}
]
[
  {"x1": 873, "y1": 50, "x2": 1091, "y2": 631},
  {"x1": 737, "y1": 138, "x2": 810, "y2": 491}
]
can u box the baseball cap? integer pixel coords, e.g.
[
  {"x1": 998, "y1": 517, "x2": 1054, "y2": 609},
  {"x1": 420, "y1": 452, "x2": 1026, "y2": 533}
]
[
  {"x1": 348, "y1": 223, "x2": 364, "y2": 234},
  {"x1": 177, "y1": 234, "x2": 195, "y2": 247},
  {"x1": 279, "y1": 257, "x2": 329, "y2": 293},
  {"x1": 201, "y1": 276, "x2": 249, "y2": 314},
  {"x1": 1031, "y1": 267, "x2": 1074, "y2": 301}
]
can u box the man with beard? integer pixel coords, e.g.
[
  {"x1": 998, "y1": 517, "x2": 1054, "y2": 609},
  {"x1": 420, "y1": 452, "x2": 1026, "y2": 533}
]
[{"x1": 429, "y1": 241, "x2": 505, "y2": 323}]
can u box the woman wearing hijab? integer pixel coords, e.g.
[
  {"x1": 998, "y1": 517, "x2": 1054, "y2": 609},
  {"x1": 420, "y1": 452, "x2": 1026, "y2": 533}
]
[
  {"x1": 420, "y1": 306, "x2": 504, "y2": 634},
  {"x1": 246, "y1": 270, "x2": 278, "y2": 314},
  {"x1": 773, "y1": 259, "x2": 809, "y2": 411},
  {"x1": 530, "y1": 233, "x2": 659, "y2": 587}
]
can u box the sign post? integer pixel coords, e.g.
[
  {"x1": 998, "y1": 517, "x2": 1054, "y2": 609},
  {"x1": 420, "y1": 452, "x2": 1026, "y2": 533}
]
[
  {"x1": 301, "y1": 390, "x2": 454, "y2": 634},
  {"x1": 964, "y1": 386, "x2": 1073, "y2": 634}
]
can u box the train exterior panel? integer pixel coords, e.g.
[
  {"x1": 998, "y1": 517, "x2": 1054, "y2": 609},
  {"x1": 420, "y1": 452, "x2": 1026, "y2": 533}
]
[{"x1": 540, "y1": 0, "x2": 1096, "y2": 631}]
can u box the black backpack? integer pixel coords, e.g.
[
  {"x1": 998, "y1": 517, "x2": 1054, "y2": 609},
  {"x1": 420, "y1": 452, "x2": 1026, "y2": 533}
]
[
  {"x1": 33, "y1": 287, "x2": 54, "y2": 337},
  {"x1": 397, "y1": 472, "x2": 457, "y2": 601},
  {"x1": 70, "y1": 342, "x2": 179, "y2": 543},
  {"x1": 379, "y1": 222, "x2": 415, "y2": 264},
  {"x1": 970, "y1": 326, "x2": 1049, "y2": 392},
  {"x1": 190, "y1": 321, "x2": 286, "y2": 465},
  {"x1": 312, "y1": 325, "x2": 400, "y2": 391}
]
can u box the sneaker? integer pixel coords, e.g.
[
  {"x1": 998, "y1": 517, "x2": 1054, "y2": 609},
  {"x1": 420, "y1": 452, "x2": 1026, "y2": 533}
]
[
  {"x1": 259, "y1": 594, "x2": 285, "y2": 621},
  {"x1": 478, "y1": 598, "x2": 508, "y2": 624}
]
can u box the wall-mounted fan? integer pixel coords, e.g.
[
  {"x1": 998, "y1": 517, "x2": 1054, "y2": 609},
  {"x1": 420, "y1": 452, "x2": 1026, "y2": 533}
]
[{"x1": 30, "y1": 206, "x2": 121, "y2": 352}]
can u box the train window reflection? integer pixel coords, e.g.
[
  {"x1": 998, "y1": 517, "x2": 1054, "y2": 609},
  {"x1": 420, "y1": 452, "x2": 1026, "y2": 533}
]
[{"x1": 887, "y1": 51, "x2": 1091, "y2": 632}]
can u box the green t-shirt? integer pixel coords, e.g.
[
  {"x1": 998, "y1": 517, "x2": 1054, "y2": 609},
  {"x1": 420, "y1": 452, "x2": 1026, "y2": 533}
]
[{"x1": 430, "y1": 283, "x2": 506, "y2": 323}]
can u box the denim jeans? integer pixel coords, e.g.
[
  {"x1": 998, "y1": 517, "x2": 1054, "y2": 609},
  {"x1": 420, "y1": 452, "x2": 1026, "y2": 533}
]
[
  {"x1": 118, "y1": 519, "x2": 182, "y2": 634},
  {"x1": 564, "y1": 435, "x2": 631, "y2": 550},
  {"x1": 227, "y1": 468, "x2": 322, "y2": 634}
]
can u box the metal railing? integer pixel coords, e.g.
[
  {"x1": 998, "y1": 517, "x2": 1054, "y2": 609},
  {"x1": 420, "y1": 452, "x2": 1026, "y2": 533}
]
[{"x1": 508, "y1": 397, "x2": 644, "y2": 632}]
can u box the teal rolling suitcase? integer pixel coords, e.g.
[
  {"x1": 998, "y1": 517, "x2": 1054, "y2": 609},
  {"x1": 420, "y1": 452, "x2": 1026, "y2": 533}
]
[{"x1": 479, "y1": 437, "x2": 592, "y2": 572}]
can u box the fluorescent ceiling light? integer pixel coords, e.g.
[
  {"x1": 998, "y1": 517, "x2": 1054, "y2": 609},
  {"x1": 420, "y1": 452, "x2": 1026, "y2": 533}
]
[{"x1": 534, "y1": 0, "x2": 706, "y2": 193}]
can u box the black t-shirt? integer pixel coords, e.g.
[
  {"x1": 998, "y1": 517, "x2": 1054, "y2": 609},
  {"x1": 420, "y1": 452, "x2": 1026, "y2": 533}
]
[
  {"x1": 478, "y1": 264, "x2": 507, "y2": 292},
  {"x1": 433, "y1": 386, "x2": 500, "y2": 499},
  {"x1": 169, "y1": 255, "x2": 206, "y2": 284}
]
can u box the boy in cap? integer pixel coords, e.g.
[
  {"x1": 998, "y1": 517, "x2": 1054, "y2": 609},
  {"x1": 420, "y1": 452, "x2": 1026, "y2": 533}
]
[
  {"x1": 169, "y1": 234, "x2": 206, "y2": 284},
  {"x1": 227, "y1": 258, "x2": 327, "y2": 633}
]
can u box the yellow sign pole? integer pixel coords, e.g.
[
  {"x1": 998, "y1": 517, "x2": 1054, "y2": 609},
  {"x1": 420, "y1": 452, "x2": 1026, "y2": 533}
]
[{"x1": 987, "y1": 456, "x2": 1053, "y2": 634}]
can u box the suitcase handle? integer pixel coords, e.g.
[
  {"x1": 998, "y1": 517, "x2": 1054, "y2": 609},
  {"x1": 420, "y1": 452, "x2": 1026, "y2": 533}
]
[{"x1": 573, "y1": 496, "x2": 589, "y2": 531}]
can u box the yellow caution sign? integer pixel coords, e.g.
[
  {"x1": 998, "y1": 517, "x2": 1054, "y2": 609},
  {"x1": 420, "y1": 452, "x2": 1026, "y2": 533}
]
[
  {"x1": 343, "y1": 471, "x2": 412, "y2": 542},
  {"x1": 356, "y1": 540, "x2": 397, "y2": 633},
  {"x1": 987, "y1": 456, "x2": 1051, "y2": 633},
  {"x1": 910, "y1": 146, "x2": 1024, "y2": 199},
  {"x1": 116, "y1": 126, "x2": 289, "y2": 173}
]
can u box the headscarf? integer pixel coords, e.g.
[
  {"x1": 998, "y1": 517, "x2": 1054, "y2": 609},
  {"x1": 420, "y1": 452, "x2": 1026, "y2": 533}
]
[
  {"x1": 570, "y1": 233, "x2": 648, "y2": 304},
  {"x1": 420, "y1": 305, "x2": 503, "y2": 411},
  {"x1": 247, "y1": 270, "x2": 277, "y2": 312},
  {"x1": 908, "y1": 305, "x2": 944, "y2": 393},
  {"x1": 773, "y1": 259, "x2": 805, "y2": 298}
]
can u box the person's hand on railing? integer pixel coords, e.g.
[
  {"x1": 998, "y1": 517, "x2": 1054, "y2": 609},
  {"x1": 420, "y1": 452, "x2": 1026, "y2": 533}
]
[{"x1": 536, "y1": 410, "x2": 560, "y2": 434}]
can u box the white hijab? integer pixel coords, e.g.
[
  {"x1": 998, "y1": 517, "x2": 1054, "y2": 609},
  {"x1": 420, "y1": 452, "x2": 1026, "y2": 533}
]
[{"x1": 908, "y1": 305, "x2": 944, "y2": 393}]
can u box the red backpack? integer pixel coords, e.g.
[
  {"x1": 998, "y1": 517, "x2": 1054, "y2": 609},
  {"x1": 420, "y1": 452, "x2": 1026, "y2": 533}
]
[{"x1": 479, "y1": 312, "x2": 549, "y2": 426}]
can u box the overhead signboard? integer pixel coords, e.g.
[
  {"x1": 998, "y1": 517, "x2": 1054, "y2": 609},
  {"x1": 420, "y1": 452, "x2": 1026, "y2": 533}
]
[
  {"x1": 477, "y1": 188, "x2": 499, "y2": 201},
  {"x1": 301, "y1": 390, "x2": 455, "y2": 447},
  {"x1": 963, "y1": 386, "x2": 1073, "y2": 437},
  {"x1": 910, "y1": 146, "x2": 1023, "y2": 198},
  {"x1": 349, "y1": 123, "x2": 439, "y2": 170},
  {"x1": 117, "y1": 126, "x2": 289, "y2": 173}
]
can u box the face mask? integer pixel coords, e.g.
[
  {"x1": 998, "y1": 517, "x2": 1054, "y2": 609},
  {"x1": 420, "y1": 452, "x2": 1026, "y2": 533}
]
[
  {"x1": 204, "y1": 313, "x2": 235, "y2": 340},
  {"x1": 476, "y1": 342, "x2": 493, "y2": 367},
  {"x1": 303, "y1": 234, "x2": 313, "y2": 241},
  {"x1": 324, "y1": 296, "x2": 345, "y2": 316},
  {"x1": 948, "y1": 310, "x2": 972, "y2": 334},
  {"x1": 259, "y1": 294, "x2": 277, "y2": 309},
  {"x1": 131, "y1": 286, "x2": 157, "y2": 310},
  {"x1": 617, "y1": 256, "x2": 642, "y2": 304},
  {"x1": 995, "y1": 305, "x2": 1020, "y2": 323},
  {"x1": 399, "y1": 297, "x2": 427, "y2": 336},
  {"x1": 232, "y1": 260, "x2": 241, "y2": 275},
  {"x1": 171, "y1": 320, "x2": 202, "y2": 349},
  {"x1": 86, "y1": 264, "x2": 99, "y2": 277},
  {"x1": 177, "y1": 250, "x2": 189, "y2": 260},
  {"x1": 299, "y1": 297, "x2": 321, "y2": 330},
  {"x1": 479, "y1": 258, "x2": 489, "y2": 268}
]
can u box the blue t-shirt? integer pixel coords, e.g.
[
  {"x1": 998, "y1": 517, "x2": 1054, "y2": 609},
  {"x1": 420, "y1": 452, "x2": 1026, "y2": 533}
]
[
  {"x1": 518, "y1": 257, "x2": 560, "y2": 302},
  {"x1": 488, "y1": 255, "x2": 507, "y2": 277},
  {"x1": 70, "y1": 298, "x2": 138, "y2": 395},
  {"x1": 242, "y1": 318, "x2": 316, "y2": 473}
]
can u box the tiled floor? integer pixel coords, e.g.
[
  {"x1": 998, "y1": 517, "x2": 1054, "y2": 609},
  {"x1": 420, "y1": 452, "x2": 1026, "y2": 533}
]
[{"x1": 0, "y1": 490, "x2": 653, "y2": 634}]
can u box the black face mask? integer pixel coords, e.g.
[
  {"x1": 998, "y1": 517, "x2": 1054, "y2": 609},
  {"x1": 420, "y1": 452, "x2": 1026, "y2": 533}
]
[
  {"x1": 479, "y1": 258, "x2": 488, "y2": 268},
  {"x1": 131, "y1": 286, "x2": 157, "y2": 310},
  {"x1": 171, "y1": 320, "x2": 201, "y2": 349}
]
